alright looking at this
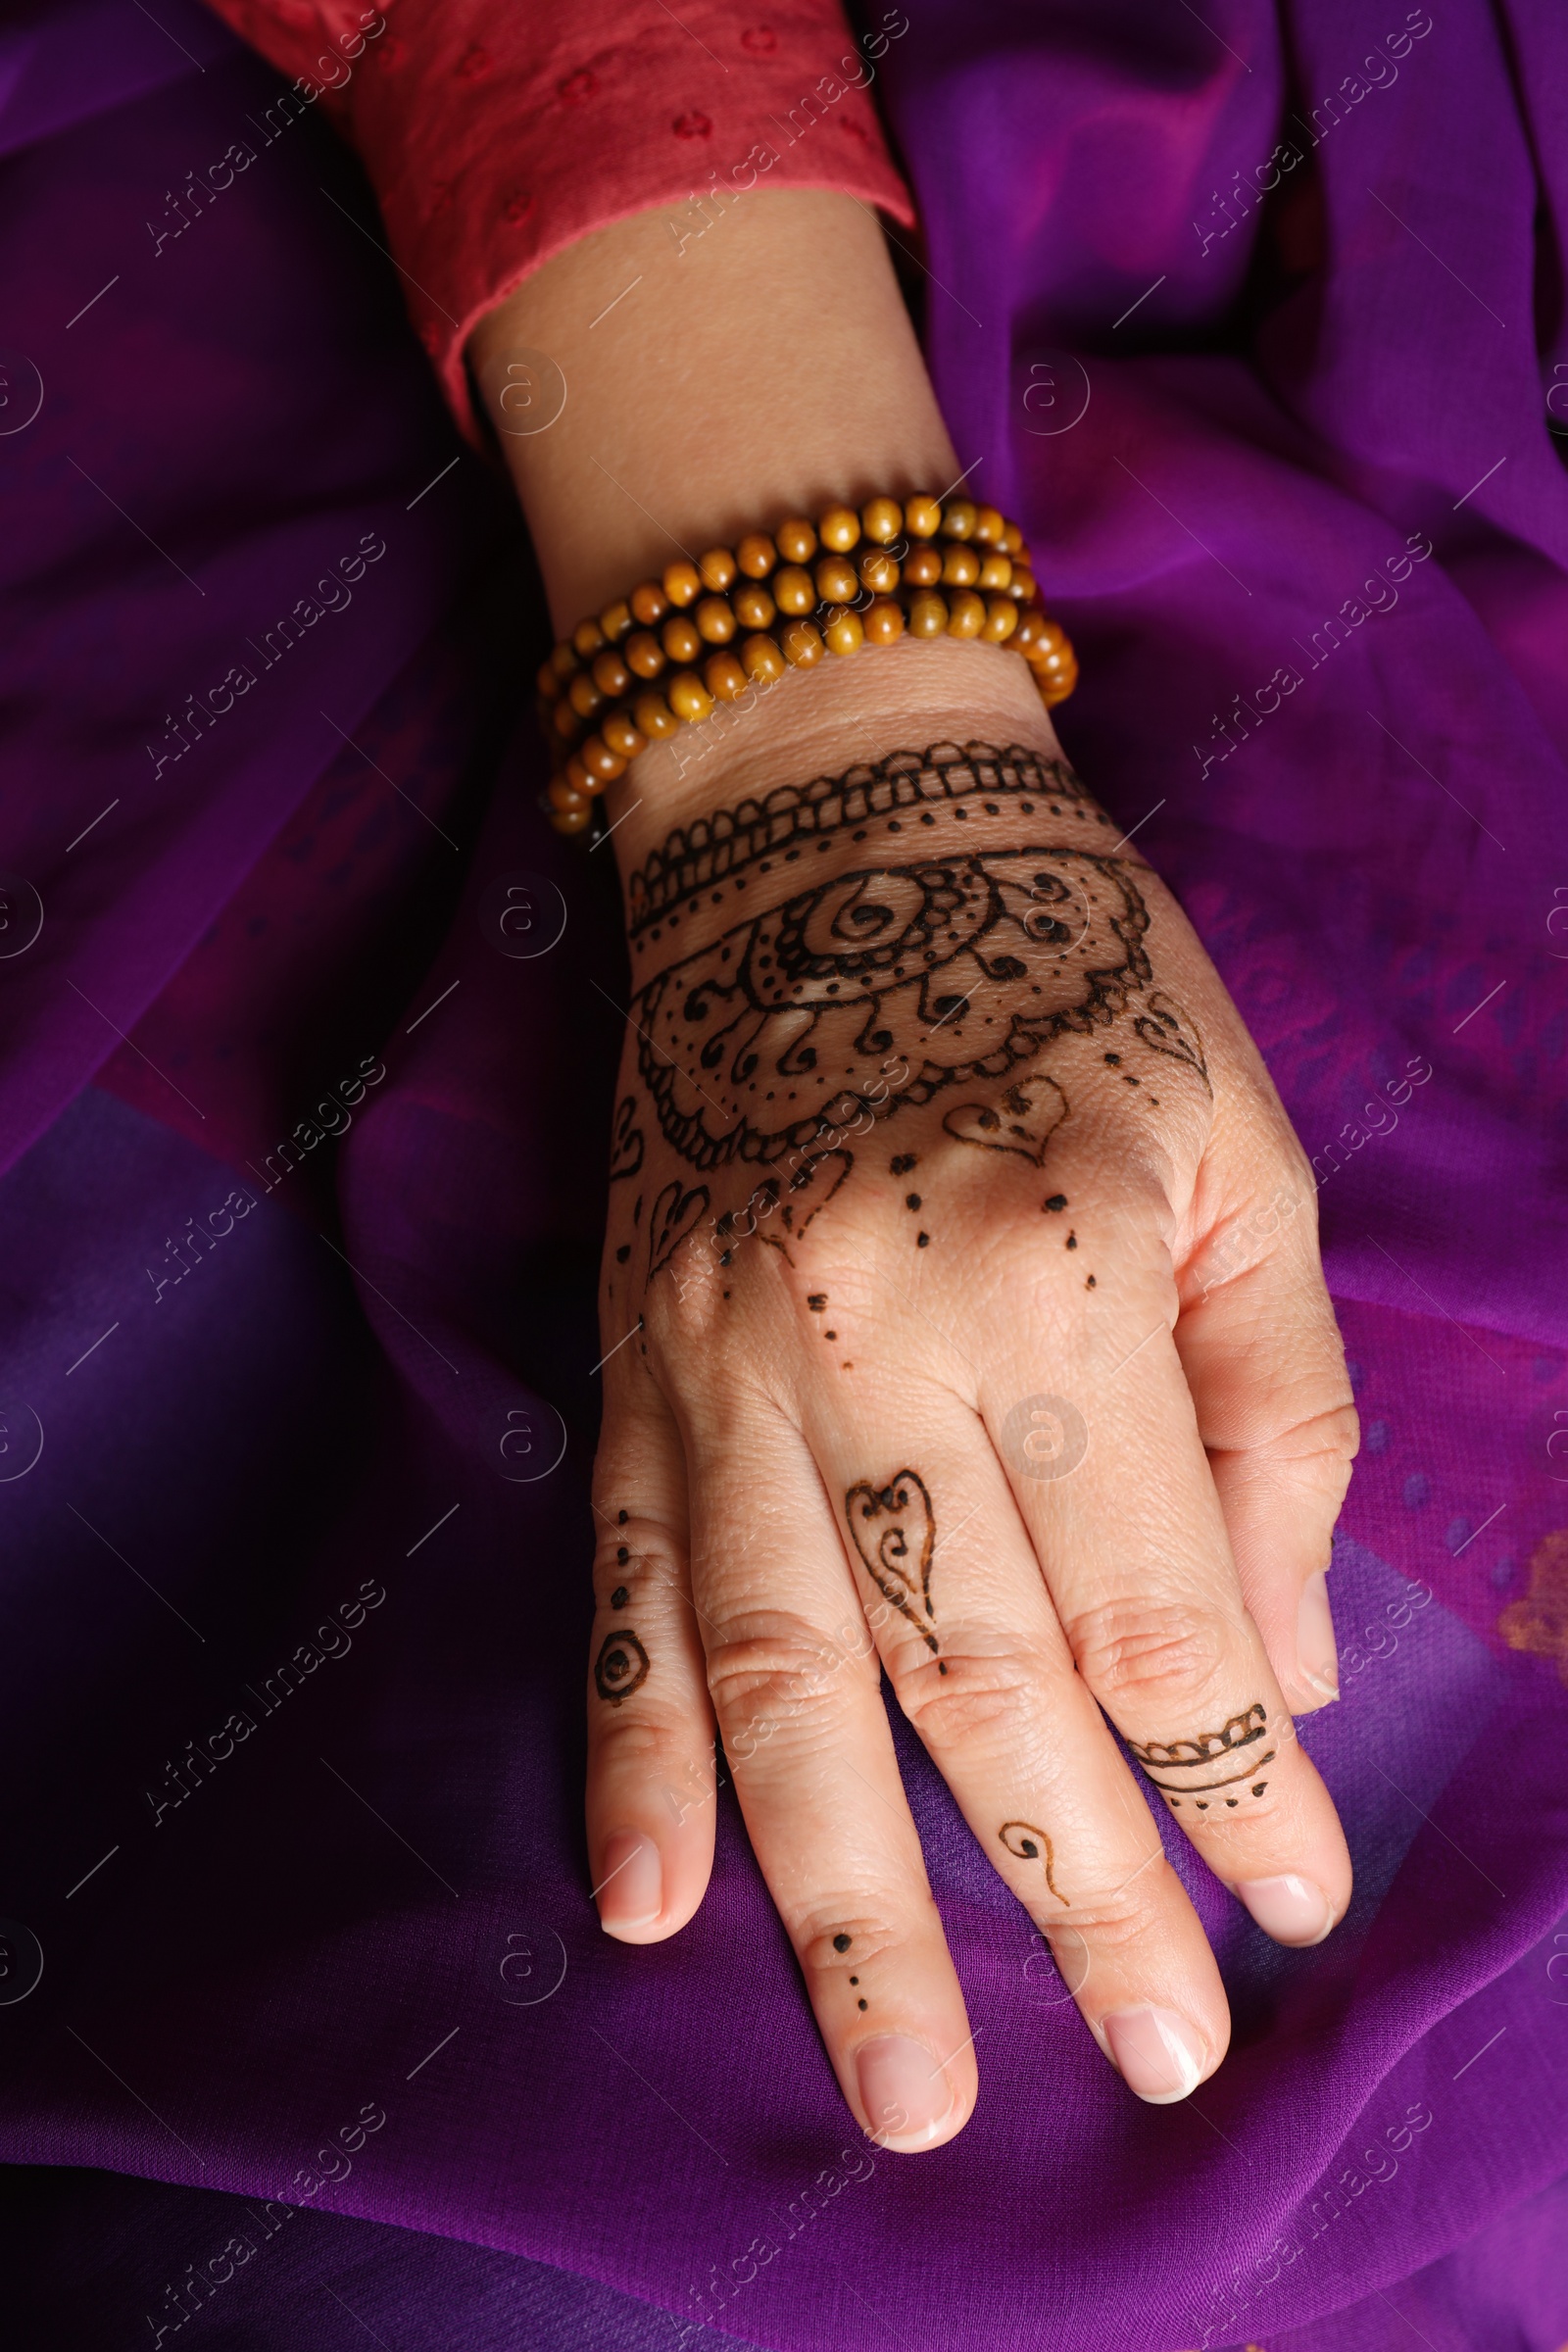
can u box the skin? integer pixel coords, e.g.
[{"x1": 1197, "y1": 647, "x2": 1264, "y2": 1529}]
[{"x1": 468, "y1": 190, "x2": 1358, "y2": 2149}]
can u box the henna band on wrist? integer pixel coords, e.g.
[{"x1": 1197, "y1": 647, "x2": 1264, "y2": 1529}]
[{"x1": 534, "y1": 494, "x2": 1078, "y2": 837}]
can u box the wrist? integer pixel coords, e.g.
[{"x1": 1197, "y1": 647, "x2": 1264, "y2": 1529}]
[{"x1": 607, "y1": 633, "x2": 1065, "y2": 902}]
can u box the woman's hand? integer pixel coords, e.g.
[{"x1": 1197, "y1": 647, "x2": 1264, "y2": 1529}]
[{"x1": 583, "y1": 701, "x2": 1356, "y2": 2150}]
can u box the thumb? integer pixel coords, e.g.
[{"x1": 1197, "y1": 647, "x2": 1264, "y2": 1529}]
[{"x1": 1174, "y1": 1181, "x2": 1359, "y2": 1713}]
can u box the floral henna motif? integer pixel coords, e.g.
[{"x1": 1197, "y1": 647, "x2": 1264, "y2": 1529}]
[
  {"x1": 845, "y1": 1471, "x2": 938, "y2": 1655},
  {"x1": 630, "y1": 815, "x2": 1151, "y2": 1171},
  {"x1": 1133, "y1": 990, "x2": 1210, "y2": 1096}
]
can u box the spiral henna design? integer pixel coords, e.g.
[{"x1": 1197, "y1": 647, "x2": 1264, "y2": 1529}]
[{"x1": 625, "y1": 745, "x2": 1152, "y2": 1172}]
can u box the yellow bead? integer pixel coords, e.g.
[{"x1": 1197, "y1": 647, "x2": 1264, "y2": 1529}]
[
  {"x1": 741, "y1": 633, "x2": 786, "y2": 683},
  {"x1": 817, "y1": 504, "x2": 860, "y2": 554},
  {"x1": 667, "y1": 670, "x2": 715, "y2": 722},
  {"x1": 733, "y1": 581, "x2": 776, "y2": 630},
  {"x1": 822, "y1": 606, "x2": 864, "y2": 657},
  {"x1": 863, "y1": 597, "x2": 905, "y2": 645},
  {"x1": 535, "y1": 658, "x2": 557, "y2": 698},
  {"x1": 947, "y1": 589, "x2": 986, "y2": 638},
  {"x1": 568, "y1": 673, "x2": 603, "y2": 719},
  {"x1": 630, "y1": 579, "x2": 668, "y2": 626},
  {"x1": 860, "y1": 496, "x2": 903, "y2": 544},
  {"x1": 549, "y1": 774, "x2": 587, "y2": 812},
  {"x1": 572, "y1": 617, "x2": 605, "y2": 658},
  {"x1": 981, "y1": 595, "x2": 1018, "y2": 642},
  {"x1": 564, "y1": 757, "x2": 591, "y2": 795},
  {"x1": 941, "y1": 499, "x2": 977, "y2": 539},
  {"x1": 978, "y1": 553, "x2": 1013, "y2": 591},
  {"x1": 633, "y1": 691, "x2": 680, "y2": 740},
  {"x1": 859, "y1": 548, "x2": 900, "y2": 594},
  {"x1": 903, "y1": 543, "x2": 943, "y2": 588},
  {"x1": 1011, "y1": 566, "x2": 1038, "y2": 604},
  {"x1": 580, "y1": 735, "x2": 626, "y2": 781},
  {"x1": 602, "y1": 709, "x2": 647, "y2": 759},
  {"x1": 592, "y1": 650, "x2": 632, "y2": 697},
  {"x1": 552, "y1": 700, "x2": 578, "y2": 740},
  {"x1": 696, "y1": 596, "x2": 737, "y2": 644},
  {"x1": 704, "y1": 651, "x2": 749, "y2": 701},
  {"x1": 814, "y1": 555, "x2": 858, "y2": 604},
  {"x1": 549, "y1": 642, "x2": 577, "y2": 681},
  {"x1": 775, "y1": 516, "x2": 817, "y2": 564},
  {"x1": 1014, "y1": 608, "x2": 1057, "y2": 653},
  {"x1": 1041, "y1": 656, "x2": 1078, "y2": 706},
  {"x1": 736, "y1": 532, "x2": 776, "y2": 578},
  {"x1": 662, "y1": 560, "x2": 702, "y2": 607},
  {"x1": 972, "y1": 506, "x2": 1005, "y2": 545},
  {"x1": 662, "y1": 614, "x2": 703, "y2": 664},
  {"x1": 780, "y1": 618, "x2": 825, "y2": 666},
  {"x1": 599, "y1": 599, "x2": 633, "y2": 640},
  {"x1": 904, "y1": 494, "x2": 942, "y2": 538},
  {"x1": 907, "y1": 591, "x2": 949, "y2": 637},
  {"x1": 698, "y1": 546, "x2": 736, "y2": 592},
  {"x1": 941, "y1": 544, "x2": 980, "y2": 587},
  {"x1": 773, "y1": 565, "x2": 815, "y2": 615},
  {"x1": 552, "y1": 801, "x2": 592, "y2": 835},
  {"x1": 624, "y1": 630, "x2": 665, "y2": 678},
  {"x1": 1002, "y1": 522, "x2": 1023, "y2": 555}
]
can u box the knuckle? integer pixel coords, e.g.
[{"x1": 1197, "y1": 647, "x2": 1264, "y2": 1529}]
[
  {"x1": 895, "y1": 1642, "x2": 1051, "y2": 1756},
  {"x1": 1064, "y1": 1597, "x2": 1239, "y2": 1715},
  {"x1": 706, "y1": 1613, "x2": 865, "y2": 1748},
  {"x1": 1054, "y1": 1855, "x2": 1188, "y2": 1949},
  {"x1": 796, "y1": 1910, "x2": 905, "y2": 1982}
]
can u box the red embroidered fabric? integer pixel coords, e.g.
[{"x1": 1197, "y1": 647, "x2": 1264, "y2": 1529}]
[{"x1": 199, "y1": 0, "x2": 917, "y2": 441}]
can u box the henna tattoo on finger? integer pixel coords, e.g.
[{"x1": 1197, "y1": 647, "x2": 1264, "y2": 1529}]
[
  {"x1": 1130, "y1": 1700, "x2": 1276, "y2": 1810},
  {"x1": 845, "y1": 1471, "x2": 938, "y2": 1655},
  {"x1": 594, "y1": 1628, "x2": 650, "y2": 1704},
  {"x1": 999, "y1": 1820, "x2": 1070, "y2": 1906}
]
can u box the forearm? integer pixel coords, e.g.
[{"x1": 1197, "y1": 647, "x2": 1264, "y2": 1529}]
[{"x1": 466, "y1": 191, "x2": 1054, "y2": 860}]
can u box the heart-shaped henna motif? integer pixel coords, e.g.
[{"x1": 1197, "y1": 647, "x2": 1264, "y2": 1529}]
[
  {"x1": 844, "y1": 1470, "x2": 938, "y2": 1654},
  {"x1": 609, "y1": 1094, "x2": 645, "y2": 1181},
  {"x1": 1133, "y1": 991, "x2": 1210, "y2": 1093},
  {"x1": 942, "y1": 1074, "x2": 1068, "y2": 1165},
  {"x1": 648, "y1": 1179, "x2": 710, "y2": 1278}
]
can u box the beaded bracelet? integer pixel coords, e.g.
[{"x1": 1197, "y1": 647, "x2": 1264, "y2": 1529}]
[{"x1": 535, "y1": 493, "x2": 1077, "y2": 836}]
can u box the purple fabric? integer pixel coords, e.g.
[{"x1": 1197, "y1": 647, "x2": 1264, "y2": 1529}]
[{"x1": 1, "y1": 2, "x2": 1566, "y2": 2349}]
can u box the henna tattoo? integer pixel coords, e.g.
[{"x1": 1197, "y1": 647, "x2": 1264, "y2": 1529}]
[
  {"x1": 999, "y1": 1820, "x2": 1070, "y2": 1906},
  {"x1": 1133, "y1": 990, "x2": 1210, "y2": 1096},
  {"x1": 627, "y1": 743, "x2": 1102, "y2": 924},
  {"x1": 1130, "y1": 1701, "x2": 1276, "y2": 1810},
  {"x1": 943, "y1": 1072, "x2": 1067, "y2": 1164},
  {"x1": 623, "y1": 746, "x2": 1152, "y2": 1172},
  {"x1": 845, "y1": 1471, "x2": 938, "y2": 1654},
  {"x1": 609, "y1": 1095, "x2": 645, "y2": 1179},
  {"x1": 648, "y1": 1179, "x2": 710, "y2": 1277},
  {"x1": 594, "y1": 1628, "x2": 650, "y2": 1705}
]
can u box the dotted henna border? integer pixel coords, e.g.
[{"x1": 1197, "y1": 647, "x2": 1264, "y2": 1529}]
[{"x1": 624, "y1": 741, "x2": 1087, "y2": 937}]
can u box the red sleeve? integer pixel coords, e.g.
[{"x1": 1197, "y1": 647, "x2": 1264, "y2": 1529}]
[{"x1": 202, "y1": 0, "x2": 918, "y2": 444}]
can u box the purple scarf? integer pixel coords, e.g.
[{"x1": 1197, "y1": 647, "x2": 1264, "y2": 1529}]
[{"x1": 0, "y1": 1, "x2": 1565, "y2": 2346}]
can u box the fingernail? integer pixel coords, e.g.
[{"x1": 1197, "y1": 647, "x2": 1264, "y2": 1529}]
[
  {"x1": 856, "y1": 2034, "x2": 954, "y2": 2144},
  {"x1": 596, "y1": 1831, "x2": 662, "y2": 1932},
  {"x1": 1236, "y1": 1872, "x2": 1336, "y2": 1945},
  {"x1": 1296, "y1": 1568, "x2": 1340, "y2": 1701},
  {"x1": 1102, "y1": 2007, "x2": 1207, "y2": 2104}
]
